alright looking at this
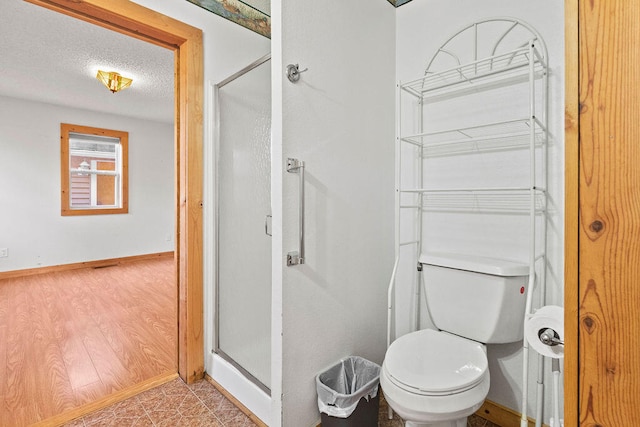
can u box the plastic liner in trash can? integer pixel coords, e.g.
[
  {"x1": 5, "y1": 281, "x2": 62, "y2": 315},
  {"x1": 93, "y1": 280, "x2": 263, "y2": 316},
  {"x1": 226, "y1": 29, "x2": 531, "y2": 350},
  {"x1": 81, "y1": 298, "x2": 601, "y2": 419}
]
[{"x1": 316, "y1": 356, "x2": 381, "y2": 427}]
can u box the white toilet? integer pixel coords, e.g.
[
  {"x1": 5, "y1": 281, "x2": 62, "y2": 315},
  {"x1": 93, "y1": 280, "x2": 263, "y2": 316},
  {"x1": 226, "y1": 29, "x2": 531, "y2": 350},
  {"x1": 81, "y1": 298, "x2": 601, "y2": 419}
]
[{"x1": 381, "y1": 252, "x2": 529, "y2": 427}]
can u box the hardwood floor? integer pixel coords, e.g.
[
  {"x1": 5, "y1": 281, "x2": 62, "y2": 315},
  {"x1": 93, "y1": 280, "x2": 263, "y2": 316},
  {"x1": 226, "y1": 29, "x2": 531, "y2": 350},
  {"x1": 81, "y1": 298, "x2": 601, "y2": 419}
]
[{"x1": 0, "y1": 256, "x2": 176, "y2": 426}]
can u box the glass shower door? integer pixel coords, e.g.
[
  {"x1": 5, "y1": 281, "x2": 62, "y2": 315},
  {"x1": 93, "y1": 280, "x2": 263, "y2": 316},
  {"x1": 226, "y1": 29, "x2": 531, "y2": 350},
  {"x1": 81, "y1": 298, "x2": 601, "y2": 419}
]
[{"x1": 216, "y1": 57, "x2": 271, "y2": 391}]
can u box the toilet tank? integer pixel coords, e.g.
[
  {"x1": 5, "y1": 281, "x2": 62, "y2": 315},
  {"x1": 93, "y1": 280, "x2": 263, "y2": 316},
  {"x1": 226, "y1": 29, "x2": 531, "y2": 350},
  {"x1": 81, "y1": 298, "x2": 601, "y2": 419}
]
[{"x1": 419, "y1": 252, "x2": 529, "y2": 344}]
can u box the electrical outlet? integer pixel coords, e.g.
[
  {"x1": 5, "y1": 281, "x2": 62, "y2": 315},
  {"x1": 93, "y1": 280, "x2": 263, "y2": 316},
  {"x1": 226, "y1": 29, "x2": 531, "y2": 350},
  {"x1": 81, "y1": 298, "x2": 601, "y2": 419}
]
[{"x1": 0, "y1": 248, "x2": 8, "y2": 258}]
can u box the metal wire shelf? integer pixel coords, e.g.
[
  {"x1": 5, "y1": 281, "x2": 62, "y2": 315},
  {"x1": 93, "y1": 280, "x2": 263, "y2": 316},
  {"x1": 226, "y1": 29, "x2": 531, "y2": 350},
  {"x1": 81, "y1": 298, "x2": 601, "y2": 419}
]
[
  {"x1": 400, "y1": 187, "x2": 545, "y2": 212},
  {"x1": 400, "y1": 44, "x2": 546, "y2": 100},
  {"x1": 400, "y1": 117, "x2": 546, "y2": 151}
]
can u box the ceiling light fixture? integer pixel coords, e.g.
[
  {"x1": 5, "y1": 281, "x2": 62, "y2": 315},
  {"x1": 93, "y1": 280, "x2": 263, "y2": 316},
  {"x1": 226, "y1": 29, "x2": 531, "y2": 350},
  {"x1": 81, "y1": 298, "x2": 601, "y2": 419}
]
[{"x1": 96, "y1": 70, "x2": 133, "y2": 93}]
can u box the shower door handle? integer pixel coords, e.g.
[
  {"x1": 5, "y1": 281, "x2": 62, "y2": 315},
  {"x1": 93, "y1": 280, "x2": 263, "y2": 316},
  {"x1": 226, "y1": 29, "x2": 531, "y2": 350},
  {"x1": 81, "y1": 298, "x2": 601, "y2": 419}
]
[
  {"x1": 286, "y1": 158, "x2": 305, "y2": 266},
  {"x1": 265, "y1": 215, "x2": 272, "y2": 237}
]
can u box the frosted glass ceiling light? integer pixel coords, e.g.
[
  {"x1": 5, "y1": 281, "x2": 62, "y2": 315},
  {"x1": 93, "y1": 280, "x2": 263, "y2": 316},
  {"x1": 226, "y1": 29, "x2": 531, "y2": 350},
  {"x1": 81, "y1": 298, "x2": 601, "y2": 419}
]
[{"x1": 96, "y1": 70, "x2": 133, "y2": 93}]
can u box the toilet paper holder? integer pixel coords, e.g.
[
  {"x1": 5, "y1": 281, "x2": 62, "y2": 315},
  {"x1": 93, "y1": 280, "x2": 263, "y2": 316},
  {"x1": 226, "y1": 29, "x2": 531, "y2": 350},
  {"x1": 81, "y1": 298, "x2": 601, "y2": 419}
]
[{"x1": 538, "y1": 328, "x2": 564, "y2": 347}]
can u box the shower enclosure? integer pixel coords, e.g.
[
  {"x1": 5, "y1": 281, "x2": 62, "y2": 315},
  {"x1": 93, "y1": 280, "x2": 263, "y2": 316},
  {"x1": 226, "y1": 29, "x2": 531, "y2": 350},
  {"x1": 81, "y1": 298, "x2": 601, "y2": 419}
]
[{"x1": 214, "y1": 54, "x2": 272, "y2": 393}]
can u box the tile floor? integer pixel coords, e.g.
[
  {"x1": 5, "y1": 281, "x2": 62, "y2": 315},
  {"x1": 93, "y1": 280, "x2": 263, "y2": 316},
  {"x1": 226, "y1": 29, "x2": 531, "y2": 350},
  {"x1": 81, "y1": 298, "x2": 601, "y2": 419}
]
[
  {"x1": 62, "y1": 378, "x2": 257, "y2": 427},
  {"x1": 62, "y1": 378, "x2": 499, "y2": 427},
  {"x1": 466, "y1": 416, "x2": 501, "y2": 427}
]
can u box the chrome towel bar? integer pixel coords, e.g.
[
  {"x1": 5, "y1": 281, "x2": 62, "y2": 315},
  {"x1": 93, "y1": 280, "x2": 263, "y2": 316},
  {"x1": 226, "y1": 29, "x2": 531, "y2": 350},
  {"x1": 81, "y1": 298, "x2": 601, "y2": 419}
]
[{"x1": 287, "y1": 158, "x2": 305, "y2": 266}]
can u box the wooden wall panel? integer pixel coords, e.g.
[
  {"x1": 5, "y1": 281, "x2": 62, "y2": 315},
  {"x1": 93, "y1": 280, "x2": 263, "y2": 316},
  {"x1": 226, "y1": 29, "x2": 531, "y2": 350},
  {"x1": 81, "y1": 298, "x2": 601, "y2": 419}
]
[
  {"x1": 579, "y1": 0, "x2": 640, "y2": 424},
  {"x1": 564, "y1": 0, "x2": 579, "y2": 424}
]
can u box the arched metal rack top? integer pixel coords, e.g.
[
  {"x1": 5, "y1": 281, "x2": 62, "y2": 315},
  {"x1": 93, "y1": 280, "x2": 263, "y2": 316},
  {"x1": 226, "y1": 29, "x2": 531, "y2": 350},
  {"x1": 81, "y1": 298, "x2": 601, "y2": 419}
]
[{"x1": 400, "y1": 18, "x2": 548, "y2": 99}]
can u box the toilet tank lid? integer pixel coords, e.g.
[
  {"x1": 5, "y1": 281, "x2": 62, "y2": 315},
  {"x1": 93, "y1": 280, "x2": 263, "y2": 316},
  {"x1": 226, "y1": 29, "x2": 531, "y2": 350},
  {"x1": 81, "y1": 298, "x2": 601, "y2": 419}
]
[{"x1": 419, "y1": 252, "x2": 530, "y2": 276}]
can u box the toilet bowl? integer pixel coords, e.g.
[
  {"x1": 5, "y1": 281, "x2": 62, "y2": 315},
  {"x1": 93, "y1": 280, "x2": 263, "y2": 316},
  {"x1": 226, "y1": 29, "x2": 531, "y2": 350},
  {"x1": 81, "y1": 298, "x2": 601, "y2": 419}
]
[
  {"x1": 381, "y1": 329, "x2": 489, "y2": 427},
  {"x1": 381, "y1": 253, "x2": 529, "y2": 427}
]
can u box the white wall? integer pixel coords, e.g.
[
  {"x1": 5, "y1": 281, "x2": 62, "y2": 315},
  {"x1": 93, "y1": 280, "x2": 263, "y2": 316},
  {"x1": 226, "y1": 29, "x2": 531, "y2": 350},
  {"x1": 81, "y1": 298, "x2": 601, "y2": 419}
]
[
  {"x1": 273, "y1": 0, "x2": 396, "y2": 426},
  {"x1": 396, "y1": 1, "x2": 565, "y2": 424},
  {"x1": 0, "y1": 95, "x2": 173, "y2": 271}
]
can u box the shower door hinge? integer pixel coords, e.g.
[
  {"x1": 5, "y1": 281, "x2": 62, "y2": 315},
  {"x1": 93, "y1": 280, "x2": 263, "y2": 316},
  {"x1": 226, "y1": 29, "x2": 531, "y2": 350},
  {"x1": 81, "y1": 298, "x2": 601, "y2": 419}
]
[
  {"x1": 286, "y1": 158, "x2": 303, "y2": 171},
  {"x1": 287, "y1": 251, "x2": 301, "y2": 266}
]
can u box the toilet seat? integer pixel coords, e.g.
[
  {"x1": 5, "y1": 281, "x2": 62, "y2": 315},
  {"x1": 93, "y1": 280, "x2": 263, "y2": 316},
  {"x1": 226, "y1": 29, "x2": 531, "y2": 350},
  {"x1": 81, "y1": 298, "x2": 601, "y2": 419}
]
[{"x1": 385, "y1": 329, "x2": 488, "y2": 396}]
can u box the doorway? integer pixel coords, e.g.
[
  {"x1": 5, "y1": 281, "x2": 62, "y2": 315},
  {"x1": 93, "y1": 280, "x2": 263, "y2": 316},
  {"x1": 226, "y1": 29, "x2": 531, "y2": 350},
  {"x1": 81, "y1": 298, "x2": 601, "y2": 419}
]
[{"x1": 27, "y1": 0, "x2": 204, "y2": 403}]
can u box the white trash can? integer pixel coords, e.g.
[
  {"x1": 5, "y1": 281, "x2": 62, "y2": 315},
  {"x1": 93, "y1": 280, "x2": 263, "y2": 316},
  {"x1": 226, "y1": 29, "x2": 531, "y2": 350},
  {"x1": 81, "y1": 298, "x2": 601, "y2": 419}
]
[{"x1": 316, "y1": 356, "x2": 381, "y2": 427}]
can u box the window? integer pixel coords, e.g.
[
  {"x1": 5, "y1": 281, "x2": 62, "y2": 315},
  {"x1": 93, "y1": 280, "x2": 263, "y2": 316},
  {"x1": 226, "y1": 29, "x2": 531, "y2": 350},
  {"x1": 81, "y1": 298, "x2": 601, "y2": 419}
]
[{"x1": 61, "y1": 123, "x2": 128, "y2": 215}]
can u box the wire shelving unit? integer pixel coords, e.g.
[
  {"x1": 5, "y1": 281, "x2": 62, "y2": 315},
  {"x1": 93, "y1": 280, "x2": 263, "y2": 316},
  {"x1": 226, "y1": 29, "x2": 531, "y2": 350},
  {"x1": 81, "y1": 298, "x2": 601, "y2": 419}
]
[{"x1": 387, "y1": 18, "x2": 549, "y2": 427}]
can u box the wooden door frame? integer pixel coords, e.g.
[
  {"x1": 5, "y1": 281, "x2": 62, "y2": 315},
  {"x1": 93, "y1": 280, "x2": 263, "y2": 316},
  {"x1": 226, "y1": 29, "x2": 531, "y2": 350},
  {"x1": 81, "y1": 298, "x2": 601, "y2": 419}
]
[
  {"x1": 25, "y1": 0, "x2": 204, "y2": 384},
  {"x1": 565, "y1": 0, "x2": 579, "y2": 423}
]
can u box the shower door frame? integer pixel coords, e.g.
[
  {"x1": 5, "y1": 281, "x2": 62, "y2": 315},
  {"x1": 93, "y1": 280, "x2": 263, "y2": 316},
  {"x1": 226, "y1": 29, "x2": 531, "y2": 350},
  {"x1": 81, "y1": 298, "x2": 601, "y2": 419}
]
[{"x1": 213, "y1": 53, "x2": 272, "y2": 395}]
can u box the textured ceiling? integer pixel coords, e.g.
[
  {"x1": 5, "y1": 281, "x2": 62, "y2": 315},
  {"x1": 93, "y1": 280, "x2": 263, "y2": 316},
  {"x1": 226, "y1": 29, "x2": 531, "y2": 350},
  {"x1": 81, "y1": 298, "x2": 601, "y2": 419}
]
[
  {"x1": 0, "y1": 1, "x2": 174, "y2": 124},
  {"x1": 0, "y1": 0, "x2": 413, "y2": 124}
]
